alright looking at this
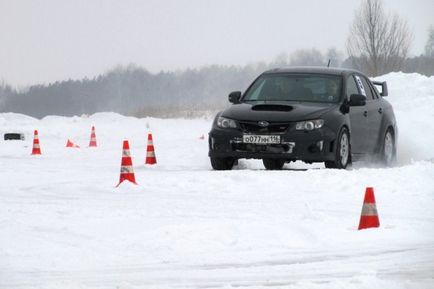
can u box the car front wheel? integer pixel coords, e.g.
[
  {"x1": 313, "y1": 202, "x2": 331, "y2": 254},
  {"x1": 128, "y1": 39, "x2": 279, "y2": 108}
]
[
  {"x1": 325, "y1": 127, "x2": 351, "y2": 169},
  {"x1": 263, "y1": 159, "x2": 285, "y2": 170},
  {"x1": 210, "y1": 157, "x2": 235, "y2": 170}
]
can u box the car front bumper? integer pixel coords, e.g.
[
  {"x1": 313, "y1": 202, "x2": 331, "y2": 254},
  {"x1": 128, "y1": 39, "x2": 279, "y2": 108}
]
[{"x1": 208, "y1": 127, "x2": 338, "y2": 162}]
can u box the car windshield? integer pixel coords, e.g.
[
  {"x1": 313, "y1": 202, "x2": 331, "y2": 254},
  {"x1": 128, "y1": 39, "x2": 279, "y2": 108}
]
[{"x1": 242, "y1": 74, "x2": 342, "y2": 103}]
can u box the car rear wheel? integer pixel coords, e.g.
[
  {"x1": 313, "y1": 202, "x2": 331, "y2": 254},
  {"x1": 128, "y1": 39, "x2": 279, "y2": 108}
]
[
  {"x1": 210, "y1": 157, "x2": 235, "y2": 170},
  {"x1": 381, "y1": 129, "x2": 396, "y2": 166},
  {"x1": 325, "y1": 127, "x2": 350, "y2": 169},
  {"x1": 262, "y1": 159, "x2": 285, "y2": 170}
]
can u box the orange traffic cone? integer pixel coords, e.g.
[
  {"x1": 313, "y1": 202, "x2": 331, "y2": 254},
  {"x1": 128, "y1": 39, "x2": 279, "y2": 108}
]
[
  {"x1": 145, "y1": 133, "x2": 157, "y2": 165},
  {"x1": 116, "y1": 140, "x2": 137, "y2": 187},
  {"x1": 31, "y1": 130, "x2": 42, "y2": 155},
  {"x1": 66, "y1": 139, "x2": 80, "y2": 148},
  {"x1": 358, "y1": 187, "x2": 380, "y2": 230},
  {"x1": 89, "y1": 126, "x2": 97, "y2": 147}
]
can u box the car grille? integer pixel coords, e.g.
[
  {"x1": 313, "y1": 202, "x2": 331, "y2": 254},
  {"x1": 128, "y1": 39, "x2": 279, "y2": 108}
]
[
  {"x1": 233, "y1": 143, "x2": 293, "y2": 153},
  {"x1": 239, "y1": 121, "x2": 291, "y2": 134}
]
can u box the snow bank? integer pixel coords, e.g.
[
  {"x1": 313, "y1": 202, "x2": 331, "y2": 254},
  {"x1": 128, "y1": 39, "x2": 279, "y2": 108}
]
[{"x1": 373, "y1": 72, "x2": 434, "y2": 163}]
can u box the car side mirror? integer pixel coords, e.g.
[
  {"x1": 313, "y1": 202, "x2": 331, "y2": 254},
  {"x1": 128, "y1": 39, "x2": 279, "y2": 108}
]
[
  {"x1": 228, "y1": 91, "x2": 242, "y2": 104},
  {"x1": 349, "y1": 94, "x2": 366, "y2": 106},
  {"x1": 373, "y1": 81, "x2": 388, "y2": 96}
]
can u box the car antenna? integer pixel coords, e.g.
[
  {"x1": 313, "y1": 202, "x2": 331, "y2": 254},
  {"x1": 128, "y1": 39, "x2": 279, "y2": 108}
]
[{"x1": 327, "y1": 59, "x2": 331, "y2": 68}]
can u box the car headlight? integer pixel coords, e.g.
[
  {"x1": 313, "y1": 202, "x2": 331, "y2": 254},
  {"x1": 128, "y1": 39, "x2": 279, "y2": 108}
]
[
  {"x1": 296, "y1": 119, "x2": 324, "y2": 131},
  {"x1": 217, "y1": 116, "x2": 238, "y2": 129}
]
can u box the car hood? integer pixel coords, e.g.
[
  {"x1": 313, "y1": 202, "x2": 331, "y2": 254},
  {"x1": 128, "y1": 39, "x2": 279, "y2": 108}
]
[{"x1": 221, "y1": 101, "x2": 336, "y2": 122}]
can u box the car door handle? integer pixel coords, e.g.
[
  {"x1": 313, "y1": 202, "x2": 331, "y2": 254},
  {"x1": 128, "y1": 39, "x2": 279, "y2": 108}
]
[
  {"x1": 378, "y1": 108, "x2": 383, "y2": 114},
  {"x1": 363, "y1": 111, "x2": 368, "y2": 117}
]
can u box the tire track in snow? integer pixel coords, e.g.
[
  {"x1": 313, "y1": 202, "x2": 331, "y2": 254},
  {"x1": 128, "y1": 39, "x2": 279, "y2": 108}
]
[{"x1": 2, "y1": 245, "x2": 433, "y2": 288}]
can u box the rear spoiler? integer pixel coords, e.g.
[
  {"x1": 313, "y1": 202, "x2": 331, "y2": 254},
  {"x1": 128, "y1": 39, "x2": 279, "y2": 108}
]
[{"x1": 372, "y1": 81, "x2": 388, "y2": 97}]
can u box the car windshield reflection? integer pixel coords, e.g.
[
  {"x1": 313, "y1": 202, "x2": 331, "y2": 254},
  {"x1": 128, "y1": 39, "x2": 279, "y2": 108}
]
[{"x1": 243, "y1": 74, "x2": 342, "y2": 103}]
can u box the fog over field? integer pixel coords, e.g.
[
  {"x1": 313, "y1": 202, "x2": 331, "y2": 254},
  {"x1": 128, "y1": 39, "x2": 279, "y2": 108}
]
[{"x1": 1, "y1": 0, "x2": 434, "y2": 119}]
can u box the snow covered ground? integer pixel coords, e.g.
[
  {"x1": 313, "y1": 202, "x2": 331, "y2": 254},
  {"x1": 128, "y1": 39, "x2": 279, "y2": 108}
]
[{"x1": 1, "y1": 72, "x2": 433, "y2": 289}]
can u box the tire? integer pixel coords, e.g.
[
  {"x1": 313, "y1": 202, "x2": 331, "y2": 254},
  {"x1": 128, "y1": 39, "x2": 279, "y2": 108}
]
[
  {"x1": 325, "y1": 127, "x2": 351, "y2": 169},
  {"x1": 381, "y1": 128, "x2": 396, "y2": 167},
  {"x1": 262, "y1": 159, "x2": 285, "y2": 170},
  {"x1": 210, "y1": 157, "x2": 235, "y2": 170},
  {"x1": 4, "y1": 133, "x2": 24, "y2": 140}
]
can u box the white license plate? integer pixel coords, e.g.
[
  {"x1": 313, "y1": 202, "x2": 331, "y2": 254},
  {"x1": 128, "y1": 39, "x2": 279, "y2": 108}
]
[{"x1": 243, "y1": 135, "x2": 280, "y2": 144}]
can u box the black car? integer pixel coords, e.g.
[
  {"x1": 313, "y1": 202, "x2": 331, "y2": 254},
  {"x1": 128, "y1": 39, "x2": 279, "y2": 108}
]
[{"x1": 208, "y1": 67, "x2": 397, "y2": 170}]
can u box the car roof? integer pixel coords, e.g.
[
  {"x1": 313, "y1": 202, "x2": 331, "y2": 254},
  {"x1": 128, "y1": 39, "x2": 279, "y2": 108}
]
[{"x1": 263, "y1": 66, "x2": 363, "y2": 77}]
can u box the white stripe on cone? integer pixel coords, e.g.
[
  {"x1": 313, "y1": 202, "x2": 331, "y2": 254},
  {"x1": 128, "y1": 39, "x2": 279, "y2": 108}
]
[
  {"x1": 120, "y1": 166, "x2": 134, "y2": 173},
  {"x1": 361, "y1": 203, "x2": 378, "y2": 216}
]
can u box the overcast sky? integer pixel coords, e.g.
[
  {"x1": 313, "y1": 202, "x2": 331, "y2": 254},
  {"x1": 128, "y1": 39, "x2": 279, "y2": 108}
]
[{"x1": 1, "y1": 0, "x2": 433, "y2": 87}]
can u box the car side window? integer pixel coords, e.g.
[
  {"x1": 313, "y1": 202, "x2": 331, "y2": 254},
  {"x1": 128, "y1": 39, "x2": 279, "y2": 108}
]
[
  {"x1": 366, "y1": 79, "x2": 380, "y2": 99},
  {"x1": 358, "y1": 76, "x2": 375, "y2": 100},
  {"x1": 372, "y1": 84, "x2": 381, "y2": 98},
  {"x1": 346, "y1": 75, "x2": 359, "y2": 100}
]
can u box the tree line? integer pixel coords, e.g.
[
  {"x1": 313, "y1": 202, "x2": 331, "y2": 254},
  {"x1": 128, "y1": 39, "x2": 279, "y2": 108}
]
[
  {"x1": 0, "y1": 64, "x2": 268, "y2": 118},
  {"x1": 0, "y1": 0, "x2": 433, "y2": 118}
]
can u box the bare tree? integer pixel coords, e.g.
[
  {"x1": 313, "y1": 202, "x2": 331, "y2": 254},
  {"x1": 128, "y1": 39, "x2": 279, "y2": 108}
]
[
  {"x1": 346, "y1": 0, "x2": 412, "y2": 76},
  {"x1": 425, "y1": 26, "x2": 434, "y2": 58},
  {"x1": 326, "y1": 48, "x2": 344, "y2": 67}
]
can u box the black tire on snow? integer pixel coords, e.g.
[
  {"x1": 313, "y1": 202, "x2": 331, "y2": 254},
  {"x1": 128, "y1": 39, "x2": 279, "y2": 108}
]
[
  {"x1": 210, "y1": 157, "x2": 235, "y2": 170},
  {"x1": 325, "y1": 127, "x2": 351, "y2": 169},
  {"x1": 262, "y1": 159, "x2": 285, "y2": 170}
]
